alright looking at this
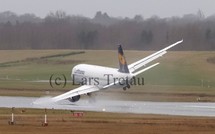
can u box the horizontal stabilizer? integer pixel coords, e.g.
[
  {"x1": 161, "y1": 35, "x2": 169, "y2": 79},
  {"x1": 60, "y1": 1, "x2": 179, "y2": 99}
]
[{"x1": 132, "y1": 62, "x2": 160, "y2": 76}]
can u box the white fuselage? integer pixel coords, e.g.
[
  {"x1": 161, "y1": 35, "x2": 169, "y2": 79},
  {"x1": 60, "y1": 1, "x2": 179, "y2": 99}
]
[{"x1": 71, "y1": 64, "x2": 132, "y2": 88}]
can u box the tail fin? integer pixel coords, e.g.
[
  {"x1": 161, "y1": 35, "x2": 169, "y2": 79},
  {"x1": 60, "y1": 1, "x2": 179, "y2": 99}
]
[{"x1": 118, "y1": 45, "x2": 130, "y2": 73}]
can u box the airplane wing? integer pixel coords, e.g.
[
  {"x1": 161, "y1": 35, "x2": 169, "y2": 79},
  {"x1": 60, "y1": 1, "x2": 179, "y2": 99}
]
[
  {"x1": 128, "y1": 40, "x2": 183, "y2": 74},
  {"x1": 52, "y1": 85, "x2": 99, "y2": 102}
]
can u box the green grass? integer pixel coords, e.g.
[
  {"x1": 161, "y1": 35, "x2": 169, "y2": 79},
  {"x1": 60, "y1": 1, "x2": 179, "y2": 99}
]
[
  {"x1": 0, "y1": 50, "x2": 214, "y2": 94},
  {"x1": 137, "y1": 51, "x2": 215, "y2": 87}
]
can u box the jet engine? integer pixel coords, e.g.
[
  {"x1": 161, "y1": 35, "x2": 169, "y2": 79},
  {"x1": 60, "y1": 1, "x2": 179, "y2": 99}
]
[{"x1": 68, "y1": 95, "x2": 81, "y2": 102}]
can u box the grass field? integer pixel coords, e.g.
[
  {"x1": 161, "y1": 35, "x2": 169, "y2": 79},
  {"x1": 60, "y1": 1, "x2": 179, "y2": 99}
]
[
  {"x1": 0, "y1": 50, "x2": 215, "y2": 102},
  {"x1": 0, "y1": 108, "x2": 215, "y2": 134},
  {"x1": 0, "y1": 50, "x2": 215, "y2": 133}
]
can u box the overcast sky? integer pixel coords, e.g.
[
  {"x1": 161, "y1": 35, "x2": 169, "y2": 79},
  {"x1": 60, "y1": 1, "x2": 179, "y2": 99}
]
[{"x1": 0, "y1": 0, "x2": 214, "y2": 18}]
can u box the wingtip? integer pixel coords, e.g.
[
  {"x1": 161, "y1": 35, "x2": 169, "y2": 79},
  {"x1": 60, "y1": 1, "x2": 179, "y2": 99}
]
[{"x1": 176, "y1": 39, "x2": 183, "y2": 45}]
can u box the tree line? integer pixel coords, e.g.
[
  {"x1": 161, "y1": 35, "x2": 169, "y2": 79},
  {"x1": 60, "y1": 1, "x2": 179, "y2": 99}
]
[{"x1": 0, "y1": 10, "x2": 215, "y2": 50}]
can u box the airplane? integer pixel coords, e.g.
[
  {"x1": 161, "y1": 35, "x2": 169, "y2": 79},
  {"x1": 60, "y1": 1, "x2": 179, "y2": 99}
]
[{"x1": 52, "y1": 40, "x2": 183, "y2": 102}]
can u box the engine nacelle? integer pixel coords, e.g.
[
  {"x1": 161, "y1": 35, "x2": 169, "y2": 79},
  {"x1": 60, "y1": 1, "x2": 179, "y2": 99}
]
[{"x1": 68, "y1": 95, "x2": 81, "y2": 102}]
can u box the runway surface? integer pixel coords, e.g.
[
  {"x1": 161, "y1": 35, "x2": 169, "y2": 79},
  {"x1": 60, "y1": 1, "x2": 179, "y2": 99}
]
[{"x1": 0, "y1": 96, "x2": 215, "y2": 117}]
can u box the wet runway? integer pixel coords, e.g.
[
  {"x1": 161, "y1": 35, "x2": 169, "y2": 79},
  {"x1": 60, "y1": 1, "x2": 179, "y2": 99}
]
[{"x1": 0, "y1": 96, "x2": 215, "y2": 117}]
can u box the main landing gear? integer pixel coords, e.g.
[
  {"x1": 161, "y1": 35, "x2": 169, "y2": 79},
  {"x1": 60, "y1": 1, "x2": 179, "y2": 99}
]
[{"x1": 123, "y1": 84, "x2": 130, "y2": 91}]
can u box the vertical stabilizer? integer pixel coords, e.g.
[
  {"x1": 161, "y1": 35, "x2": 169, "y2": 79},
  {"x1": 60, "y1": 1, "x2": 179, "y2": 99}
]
[{"x1": 118, "y1": 45, "x2": 130, "y2": 73}]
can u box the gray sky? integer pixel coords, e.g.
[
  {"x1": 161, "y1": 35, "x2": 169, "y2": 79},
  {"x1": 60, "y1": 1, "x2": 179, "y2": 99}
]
[{"x1": 0, "y1": 0, "x2": 214, "y2": 18}]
